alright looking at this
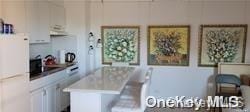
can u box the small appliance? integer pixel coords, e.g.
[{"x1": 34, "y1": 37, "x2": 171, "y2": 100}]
[
  {"x1": 59, "y1": 50, "x2": 66, "y2": 64},
  {"x1": 44, "y1": 55, "x2": 56, "y2": 65},
  {"x1": 30, "y1": 58, "x2": 42, "y2": 76},
  {"x1": 65, "y1": 52, "x2": 75, "y2": 63}
]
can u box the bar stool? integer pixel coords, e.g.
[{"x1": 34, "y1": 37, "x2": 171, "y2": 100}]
[
  {"x1": 111, "y1": 78, "x2": 150, "y2": 112},
  {"x1": 121, "y1": 68, "x2": 153, "y2": 99}
]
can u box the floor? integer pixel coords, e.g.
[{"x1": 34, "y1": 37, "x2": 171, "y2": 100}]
[
  {"x1": 62, "y1": 106, "x2": 213, "y2": 112},
  {"x1": 145, "y1": 108, "x2": 211, "y2": 112}
]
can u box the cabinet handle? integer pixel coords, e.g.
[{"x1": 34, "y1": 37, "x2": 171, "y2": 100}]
[
  {"x1": 43, "y1": 89, "x2": 46, "y2": 96},
  {"x1": 56, "y1": 84, "x2": 60, "y2": 90}
]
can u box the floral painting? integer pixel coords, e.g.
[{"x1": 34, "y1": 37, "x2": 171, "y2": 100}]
[
  {"x1": 102, "y1": 26, "x2": 140, "y2": 65},
  {"x1": 199, "y1": 25, "x2": 247, "y2": 67},
  {"x1": 148, "y1": 25, "x2": 190, "y2": 66}
]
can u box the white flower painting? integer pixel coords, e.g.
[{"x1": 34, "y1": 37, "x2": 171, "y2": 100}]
[
  {"x1": 102, "y1": 26, "x2": 140, "y2": 65},
  {"x1": 199, "y1": 25, "x2": 247, "y2": 67}
]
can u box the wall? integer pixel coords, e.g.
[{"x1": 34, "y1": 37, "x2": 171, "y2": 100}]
[
  {"x1": 1, "y1": 0, "x2": 27, "y2": 33},
  {"x1": 88, "y1": 0, "x2": 250, "y2": 98},
  {"x1": 0, "y1": 0, "x2": 2, "y2": 17},
  {"x1": 64, "y1": 1, "x2": 91, "y2": 75},
  {"x1": 29, "y1": 43, "x2": 52, "y2": 59}
]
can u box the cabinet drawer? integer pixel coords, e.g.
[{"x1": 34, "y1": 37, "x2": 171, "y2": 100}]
[{"x1": 30, "y1": 70, "x2": 67, "y2": 92}]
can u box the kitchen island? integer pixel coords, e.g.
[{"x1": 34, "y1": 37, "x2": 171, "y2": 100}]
[{"x1": 64, "y1": 66, "x2": 136, "y2": 112}]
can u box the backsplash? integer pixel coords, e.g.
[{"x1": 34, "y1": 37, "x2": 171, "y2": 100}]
[
  {"x1": 29, "y1": 36, "x2": 78, "y2": 61},
  {"x1": 30, "y1": 43, "x2": 52, "y2": 59}
]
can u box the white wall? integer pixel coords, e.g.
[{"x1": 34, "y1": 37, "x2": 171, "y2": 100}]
[
  {"x1": 29, "y1": 43, "x2": 52, "y2": 59},
  {"x1": 87, "y1": 0, "x2": 250, "y2": 98},
  {"x1": 1, "y1": 1, "x2": 27, "y2": 33},
  {"x1": 64, "y1": 1, "x2": 91, "y2": 75},
  {"x1": 0, "y1": 0, "x2": 2, "y2": 17}
]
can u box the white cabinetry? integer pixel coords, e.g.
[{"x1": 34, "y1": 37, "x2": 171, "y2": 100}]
[
  {"x1": 59, "y1": 79, "x2": 69, "y2": 111},
  {"x1": 50, "y1": 3, "x2": 66, "y2": 32},
  {"x1": 26, "y1": 1, "x2": 50, "y2": 44},
  {"x1": 30, "y1": 69, "x2": 79, "y2": 112},
  {"x1": 30, "y1": 88, "x2": 45, "y2": 112},
  {"x1": 30, "y1": 81, "x2": 61, "y2": 112},
  {"x1": 44, "y1": 83, "x2": 60, "y2": 112}
]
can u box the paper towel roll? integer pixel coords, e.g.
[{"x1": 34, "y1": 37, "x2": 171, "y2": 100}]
[{"x1": 59, "y1": 50, "x2": 65, "y2": 64}]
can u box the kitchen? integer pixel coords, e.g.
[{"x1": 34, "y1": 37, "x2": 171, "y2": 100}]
[
  {"x1": 0, "y1": 0, "x2": 141, "y2": 112},
  {"x1": 1, "y1": 0, "x2": 250, "y2": 112},
  {"x1": 0, "y1": 0, "x2": 84, "y2": 112}
]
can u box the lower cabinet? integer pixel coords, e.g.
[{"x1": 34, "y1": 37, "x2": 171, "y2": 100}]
[
  {"x1": 30, "y1": 70, "x2": 80, "y2": 112},
  {"x1": 44, "y1": 83, "x2": 59, "y2": 112},
  {"x1": 30, "y1": 82, "x2": 61, "y2": 112},
  {"x1": 30, "y1": 88, "x2": 45, "y2": 112},
  {"x1": 59, "y1": 79, "x2": 70, "y2": 111}
]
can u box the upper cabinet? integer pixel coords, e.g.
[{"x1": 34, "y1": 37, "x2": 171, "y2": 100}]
[
  {"x1": 26, "y1": 1, "x2": 50, "y2": 44},
  {"x1": 49, "y1": 2, "x2": 66, "y2": 33}
]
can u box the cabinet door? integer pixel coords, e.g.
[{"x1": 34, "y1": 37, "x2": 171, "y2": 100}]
[
  {"x1": 30, "y1": 88, "x2": 46, "y2": 112},
  {"x1": 26, "y1": 1, "x2": 50, "y2": 44},
  {"x1": 55, "y1": 83, "x2": 61, "y2": 112},
  {"x1": 38, "y1": 1, "x2": 50, "y2": 43},
  {"x1": 50, "y1": 3, "x2": 66, "y2": 30},
  {"x1": 26, "y1": 1, "x2": 40, "y2": 43},
  {"x1": 44, "y1": 83, "x2": 57, "y2": 112},
  {"x1": 59, "y1": 79, "x2": 70, "y2": 111}
]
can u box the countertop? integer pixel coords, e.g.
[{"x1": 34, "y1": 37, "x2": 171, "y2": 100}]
[
  {"x1": 30, "y1": 62, "x2": 76, "y2": 81},
  {"x1": 63, "y1": 66, "x2": 136, "y2": 94}
]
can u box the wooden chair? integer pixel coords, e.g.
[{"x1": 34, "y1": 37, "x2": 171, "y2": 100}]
[{"x1": 215, "y1": 74, "x2": 241, "y2": 96}]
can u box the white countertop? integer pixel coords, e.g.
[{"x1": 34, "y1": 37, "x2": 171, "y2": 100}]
[{"x1": 64, "y1": 66, "x2": 136, "y2": 94}]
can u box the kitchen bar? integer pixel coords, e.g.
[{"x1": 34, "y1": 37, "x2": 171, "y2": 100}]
[{"x1": 64, "y1": 66, "x2": 136, "y2": 112}]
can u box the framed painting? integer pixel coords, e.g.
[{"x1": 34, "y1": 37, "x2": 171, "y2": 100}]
[
  {"x1": 199, "y1": 24, "x2": 248, "y2": 67},
  {"x1": 101, "y1": 26, "x2": 140, "y2": 65},
  {"x1": 148, "y1": 25, "x2": 190, "y2": 66}
]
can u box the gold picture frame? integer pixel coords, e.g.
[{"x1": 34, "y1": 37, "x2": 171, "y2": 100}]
[{"x1": 148, "y1": 25, "x2": 190, "y2": 66}]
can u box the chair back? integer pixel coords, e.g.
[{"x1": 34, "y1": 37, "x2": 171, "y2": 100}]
[
  {"x1": 140, "y1": 78, "x2": 150, "y2": 111},
  {"x1": 215, "y1": 74, "x2": 241, "y2": 86},
  {"x1": 215, "y1": 74, "x2": 241, "y2": 95},
  {"x1": 111, "y1": 62, "x2": 129, "y2": 67}
]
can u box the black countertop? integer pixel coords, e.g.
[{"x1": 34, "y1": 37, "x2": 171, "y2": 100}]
[{"x1": 30, "y1": 62, "x2": 76, "y2": 81}]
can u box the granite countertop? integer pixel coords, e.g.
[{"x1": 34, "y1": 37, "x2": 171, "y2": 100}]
[
  {"x1": 30, "y1": 62, "x2": 76, "y2": 81},
  {"x1": 63, "y1": 66, "x2": 136, "y2": 94}
]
